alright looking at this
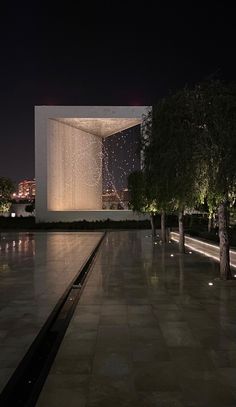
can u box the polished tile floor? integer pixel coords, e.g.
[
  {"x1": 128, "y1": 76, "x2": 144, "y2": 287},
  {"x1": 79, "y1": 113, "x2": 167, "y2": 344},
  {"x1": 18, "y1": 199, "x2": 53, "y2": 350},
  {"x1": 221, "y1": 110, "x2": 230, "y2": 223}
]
[
  {"x1": 0, "y1": 231, "x2": 103, "y2": 392},
  {"x1": 37, "y1": 231, "x2": 236, "y2": 407}
]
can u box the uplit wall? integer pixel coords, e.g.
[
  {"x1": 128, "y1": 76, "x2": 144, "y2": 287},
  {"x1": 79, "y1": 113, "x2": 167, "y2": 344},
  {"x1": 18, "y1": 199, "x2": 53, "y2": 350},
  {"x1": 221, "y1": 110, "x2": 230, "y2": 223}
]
[{"x1": 47, "y1": 120, "x2": 102, "y2": 210}]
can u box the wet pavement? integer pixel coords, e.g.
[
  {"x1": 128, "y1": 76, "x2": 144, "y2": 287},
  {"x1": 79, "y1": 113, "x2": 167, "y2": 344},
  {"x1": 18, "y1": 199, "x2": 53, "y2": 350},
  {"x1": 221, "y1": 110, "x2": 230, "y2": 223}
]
[
  {"x1": 0, "y1": 231, "x2": 103, "y2": 392},
  {"x1": 36, "y1": 230, "x2": 236, "y2": 407}
]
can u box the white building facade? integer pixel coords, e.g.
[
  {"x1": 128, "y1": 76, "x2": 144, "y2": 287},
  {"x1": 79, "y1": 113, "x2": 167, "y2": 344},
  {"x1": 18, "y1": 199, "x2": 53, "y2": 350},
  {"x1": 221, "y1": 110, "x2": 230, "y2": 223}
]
[{"x1": 35, "y1": 106, "x2": 149, "y2": 222}]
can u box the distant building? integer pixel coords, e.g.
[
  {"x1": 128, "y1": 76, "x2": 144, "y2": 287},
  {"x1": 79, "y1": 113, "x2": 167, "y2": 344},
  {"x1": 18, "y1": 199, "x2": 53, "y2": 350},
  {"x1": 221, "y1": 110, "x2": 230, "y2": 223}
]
[
  {"x1": 102, "y1": 188, "x2": 130, "y2": 210},
  {"x1": 17, "y1": 179, "x2": 36, "y2": 200}
]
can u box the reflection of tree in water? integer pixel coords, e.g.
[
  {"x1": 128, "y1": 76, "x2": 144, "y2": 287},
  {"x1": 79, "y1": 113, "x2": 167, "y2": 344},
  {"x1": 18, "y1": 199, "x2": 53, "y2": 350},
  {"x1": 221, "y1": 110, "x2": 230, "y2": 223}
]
[
  {"x1": 178, "y1": 255, "x2": 184, "y2": 295},
  {"x1": 140, "y1": 232, "x2": 159, "y2": 287}
]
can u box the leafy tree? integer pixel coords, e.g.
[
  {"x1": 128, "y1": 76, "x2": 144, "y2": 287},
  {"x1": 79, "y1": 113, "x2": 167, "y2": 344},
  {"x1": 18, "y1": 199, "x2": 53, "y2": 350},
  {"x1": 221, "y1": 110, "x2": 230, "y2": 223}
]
[
  {"x1": 143, "y1": 90, "x2": 206, "y2": 252},
  {"x1": 194, "y1": 80, "x2": 236, "y2": 279},
  {"x1": 25, "y1": 203, "x2": 35, "y2": 214},
  {"x1": 128, "y1": 171, "x2": 158, "y2": 238},
  {"x1": 141, "y1": 107, "x2": 169, "y2": 242},
  {"x1": 141, "y1": 80, "x2": 236, "y2": 279},
  {"x1": 0, "y1": 177, "x2": 14, "y2": 213},
  {"x1": 205, "y1": 193, "x2": 218, "y2": 232},
  {"x1": 0, "y1": 201, "x2": 11, "y2": 213}
]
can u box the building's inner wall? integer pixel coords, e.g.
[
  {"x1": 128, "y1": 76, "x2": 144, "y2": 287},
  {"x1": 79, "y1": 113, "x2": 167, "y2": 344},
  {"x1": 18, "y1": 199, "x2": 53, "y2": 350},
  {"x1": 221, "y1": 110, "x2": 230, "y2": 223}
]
[{"x1": 47, "y1": 119, "x2": 102, "y2": 210}]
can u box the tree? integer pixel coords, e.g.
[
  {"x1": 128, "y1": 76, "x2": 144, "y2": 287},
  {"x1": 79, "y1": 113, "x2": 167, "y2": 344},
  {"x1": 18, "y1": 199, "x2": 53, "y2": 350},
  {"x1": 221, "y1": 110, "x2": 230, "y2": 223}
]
[
  {"x1": 143, "y1": 90, "x2": 206, "y2": 252},
  {"x1": 128, "y1": 171, "x2": 158, "y2": 238},
  {"x1": 0, "y1": 177, "x2": 14, "y2": 213},
  {"x1": 141, "y1": 107, "x2": 169, "y2": 243},
  {"x1": 205, "y1": 193, "x2": 218, "y2": 232},
  {"x1": 194, "y1": 80, "x2": 236, "y2": 279},
  {"x1": 25, "y1": 202, "x2": 35, "y2": 214}
]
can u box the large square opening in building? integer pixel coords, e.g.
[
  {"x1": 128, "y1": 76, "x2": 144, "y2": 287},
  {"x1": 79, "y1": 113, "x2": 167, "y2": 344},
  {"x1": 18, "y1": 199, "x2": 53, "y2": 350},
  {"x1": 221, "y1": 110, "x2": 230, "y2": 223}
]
[
  {"x1": 102, "y1": 125, "x2": 140, "y2": 210},
  {"x1": 35, "y1": 106, "x2": 149, "y2": 222}
]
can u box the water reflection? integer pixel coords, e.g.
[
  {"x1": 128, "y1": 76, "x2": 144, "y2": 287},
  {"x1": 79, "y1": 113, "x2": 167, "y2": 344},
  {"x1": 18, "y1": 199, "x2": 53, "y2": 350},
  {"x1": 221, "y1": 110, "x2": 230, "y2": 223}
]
[
  {"x1": 0, "y1": 233, "x2": 35, "y2": 275},
  {"x1": 178, "y1": 255, "x2": 184, "y2": 295},
  {"x1": 0, "y1": 231, "x2": 102, "y2": 392},
  {"x1": 0, "y1": 233, "x2": 35, "y2": 255}
]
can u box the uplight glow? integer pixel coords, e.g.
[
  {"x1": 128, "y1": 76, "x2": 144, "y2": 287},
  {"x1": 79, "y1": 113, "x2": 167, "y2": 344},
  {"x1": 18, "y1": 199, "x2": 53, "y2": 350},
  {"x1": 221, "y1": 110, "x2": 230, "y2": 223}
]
[{"x1": 170, "y1": 232, "x2": 236, "y2": 269}]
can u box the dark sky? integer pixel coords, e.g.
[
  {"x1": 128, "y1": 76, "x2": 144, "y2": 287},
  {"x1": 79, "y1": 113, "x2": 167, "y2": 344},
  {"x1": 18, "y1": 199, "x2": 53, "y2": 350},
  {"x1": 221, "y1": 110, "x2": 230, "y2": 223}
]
[{"x1": 0, "y1": 2, "x2": 235, "y2": 183}]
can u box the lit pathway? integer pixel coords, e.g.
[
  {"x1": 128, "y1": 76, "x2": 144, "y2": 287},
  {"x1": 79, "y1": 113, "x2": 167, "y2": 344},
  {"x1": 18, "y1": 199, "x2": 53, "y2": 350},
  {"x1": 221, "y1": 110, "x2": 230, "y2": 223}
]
[
  {"x1": 0, "y1": 232, "x2": 103, "y2": 392},
  {"x1": 37, "y1": 230, "x2": 236, "y2": 407},
  {"x1": 171, "y1": 231, "x2": 236, "y2": 270}
]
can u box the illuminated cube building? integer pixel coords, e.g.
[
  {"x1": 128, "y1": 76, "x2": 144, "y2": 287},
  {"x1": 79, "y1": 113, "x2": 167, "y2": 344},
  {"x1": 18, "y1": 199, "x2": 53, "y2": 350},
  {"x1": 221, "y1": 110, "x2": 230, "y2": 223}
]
[{"x1": 35, "y1": 106, "x2": 149, "y2": 222}]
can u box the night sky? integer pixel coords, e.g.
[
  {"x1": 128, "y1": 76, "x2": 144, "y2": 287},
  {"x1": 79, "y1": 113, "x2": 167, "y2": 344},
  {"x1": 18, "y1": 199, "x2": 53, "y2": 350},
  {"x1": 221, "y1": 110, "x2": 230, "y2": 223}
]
[{"x1": 0, "y1": 2, "x2": 235, "y2": 184}]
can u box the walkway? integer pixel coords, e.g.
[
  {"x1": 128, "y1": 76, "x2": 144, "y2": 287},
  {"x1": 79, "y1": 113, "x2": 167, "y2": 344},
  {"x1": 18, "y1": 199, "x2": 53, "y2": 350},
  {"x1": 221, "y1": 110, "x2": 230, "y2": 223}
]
[{"x1": 37, "y1": 230, "x2": 236, "y2": 407}]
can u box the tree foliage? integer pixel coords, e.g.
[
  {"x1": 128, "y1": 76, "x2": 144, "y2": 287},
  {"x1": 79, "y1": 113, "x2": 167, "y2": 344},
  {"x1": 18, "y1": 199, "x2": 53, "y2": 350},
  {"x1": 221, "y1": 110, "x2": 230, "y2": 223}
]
[
  {"x1": 128, "y1": 171, "x2": 158, "y2": 237},
  {"x1": 143, "y1": 89, "x2": 206, "y2": 213},
  {"x1": 142, "y1": 89, "x2": 207, "y2": 251},
  {"x1": 0, "y1": 177, "x2": 14, "y2": 213},
  {"x1": 128, "y1": 171, "x2": 158, "y2": 214},
  {"x1": 25, "y1": 203, "x2": 35, "y2": 214},
  {"x1": 193, "y1": 80, "x2": 236, "y2": 279},
  {"x1": 141, "y1": 80, "x2": 236, "y2": 277},
  {"x1": 194, "y1": 80, "x2": 236, "y2": 206},
  {"x1": 0, "y1": 177, "x2": 14, "y2": 199}
]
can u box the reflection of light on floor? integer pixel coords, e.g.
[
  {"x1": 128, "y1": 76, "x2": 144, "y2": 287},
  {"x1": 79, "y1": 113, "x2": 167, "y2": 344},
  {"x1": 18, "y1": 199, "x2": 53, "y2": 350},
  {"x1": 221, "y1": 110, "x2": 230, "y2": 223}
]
[
  {"x1": 171, "y1": 232, "x2": 236, "y2": 269},
  {"x1": 0, "y1": 236, "x2": 35, "y2": 256},
  {"x1": 150, "y1": 275, "x2": 159, "y2": 285},
  {"x1": 0, "y1": 264, "x2": 9, "y2": 271}
]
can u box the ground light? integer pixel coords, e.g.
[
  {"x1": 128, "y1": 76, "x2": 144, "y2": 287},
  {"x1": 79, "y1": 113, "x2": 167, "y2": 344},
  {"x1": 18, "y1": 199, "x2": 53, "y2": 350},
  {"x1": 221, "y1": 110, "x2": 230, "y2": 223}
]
[{"x1": 170, "y1": 233, "x2": 236, "y2": 269}]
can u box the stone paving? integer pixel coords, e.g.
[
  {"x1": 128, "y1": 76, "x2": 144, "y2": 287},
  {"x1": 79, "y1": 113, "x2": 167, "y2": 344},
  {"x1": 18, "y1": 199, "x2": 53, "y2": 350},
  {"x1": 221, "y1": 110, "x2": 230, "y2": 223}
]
[
  {"x1": 0, "y1": 231, "x2": 103, "y2": 392},
  {"x1": 36, "y1": 230, "x2": 236, "y2": 407}
]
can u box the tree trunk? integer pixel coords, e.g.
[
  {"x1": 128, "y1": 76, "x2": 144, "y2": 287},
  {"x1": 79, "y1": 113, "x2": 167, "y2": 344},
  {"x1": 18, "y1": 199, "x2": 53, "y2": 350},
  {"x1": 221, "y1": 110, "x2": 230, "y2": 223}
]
[
  {"x1": 189, "y1": 215, "x2": 193, "y2": 228},
  {"x1": 213, "y1": 213, "x2": 217, "y2": 229},
  {"x1": 218, "y1": 201, "x2": 231, "y2": 280},
  {"x1": 208, "y1": 213, "x2": 213, "y2": 233},
  {"x1": 161, "y1": 210, "x2": 166, "y2": 243},
  {"x1": 150, "y1": 213, "x2": 156, "y2": 239},
  {"x1": 178, "y1": 210, "x2": 185, "y2": 253}
]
